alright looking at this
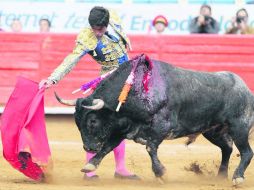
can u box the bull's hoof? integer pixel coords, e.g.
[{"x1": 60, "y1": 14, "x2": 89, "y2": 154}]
[
  {"x1": 154, "y1": 166, "x2": 166, "y2": 178},
  {"x1": 156, "y1": 177, "x2": 166, "y2": 184},
  {"x1": 217, "y1": 172, "x2": 228, "y2": 179},
  {"x1": 81, "y1": 163, "x2": 96, "y2": 173},
  {"x1": 232, "y1": 177, "x2": 244, "y2": 186}
]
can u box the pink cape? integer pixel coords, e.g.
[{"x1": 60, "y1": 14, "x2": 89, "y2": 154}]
[{"x1": 0, "y1": 77, "x2": 51, "y2": 181}]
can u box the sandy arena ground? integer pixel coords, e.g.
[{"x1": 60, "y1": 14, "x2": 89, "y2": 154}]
[{"x1": 1, "y1": 115, "x2": 254, "y2": 190}]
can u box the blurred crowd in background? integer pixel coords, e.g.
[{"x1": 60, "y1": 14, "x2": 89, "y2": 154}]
[{"x1": 0, "y1": 0, "x2": 253, "y2": 34}]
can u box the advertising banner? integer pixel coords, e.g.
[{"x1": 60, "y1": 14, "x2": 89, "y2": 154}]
[{"x1": 0, "y1": 3, "x2": 253, "y2": 34}]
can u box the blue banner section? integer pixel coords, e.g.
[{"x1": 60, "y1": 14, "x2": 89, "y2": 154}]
[{"x1": 0, "y1": 3, "x2": 253, "y2": 34}]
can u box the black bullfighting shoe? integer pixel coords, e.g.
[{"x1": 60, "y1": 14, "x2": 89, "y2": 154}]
[{"x1": 114, "y1": 172, "x2": 141, "y2": 180}]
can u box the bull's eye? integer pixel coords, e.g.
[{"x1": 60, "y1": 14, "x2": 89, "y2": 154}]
[{"x1": 86, "y1": 113, "x2": 103, "y2": 132}]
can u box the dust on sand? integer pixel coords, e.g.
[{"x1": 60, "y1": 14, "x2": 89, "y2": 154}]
[{"x1": 1, "y1": 115, "x2": 254, "y2": 190}]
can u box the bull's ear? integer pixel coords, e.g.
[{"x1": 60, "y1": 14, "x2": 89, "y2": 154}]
[
  {"x1": 75, "y1": 97, "x2": 93, "y2": 112},
  {"x1": 103, "y1": 102, "x2": 115, "y2": 112}
]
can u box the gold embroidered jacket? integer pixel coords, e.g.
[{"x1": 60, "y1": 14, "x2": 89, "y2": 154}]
[{"x1": 48, "y1": 11, "x2": 131, "y2": 83}]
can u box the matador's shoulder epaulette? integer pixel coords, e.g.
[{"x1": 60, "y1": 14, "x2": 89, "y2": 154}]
[
  {"x1": 109, "y1": 10, "x2": 122, "y2": 26},
  {"x1": 108, "y1": 10, "x2": 131, "y2": 49},
  {"x1": 76, "y1": 27, "x2": 98, "y2": 51}
]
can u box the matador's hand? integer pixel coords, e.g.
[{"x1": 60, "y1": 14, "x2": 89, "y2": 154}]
[{"x1": 39, "y1": 79, "x2": 54, "y2": 89}]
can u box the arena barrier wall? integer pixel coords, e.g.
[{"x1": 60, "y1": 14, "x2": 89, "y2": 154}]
[{"x1": 0, "y1": 33, "x2": 254, "y2": 113}]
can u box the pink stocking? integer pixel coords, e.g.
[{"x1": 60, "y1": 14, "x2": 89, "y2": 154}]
[
  {"x1": 85, "y1": 152, "x2": 96, "y2": 177},
  {"x1": 85, "y1": 140, "x2": 132, "y2": 177},
  {"x1": 113, "y1": 140, "x2": 133, "y2": 176}
]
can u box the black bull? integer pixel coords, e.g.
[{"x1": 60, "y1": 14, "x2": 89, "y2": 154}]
[{"x1": 55, "y1": 54, "x2": 254, "y2": 185}]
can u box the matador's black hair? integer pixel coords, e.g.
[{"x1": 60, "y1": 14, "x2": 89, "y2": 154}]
[{"x1": 88, "y1": 6, "x2": 110, "y2": 27}]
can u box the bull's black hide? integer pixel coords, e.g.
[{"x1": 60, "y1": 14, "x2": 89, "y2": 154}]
[{"x1": 56, "y1": 54, "x2": 254, "y2": 185}]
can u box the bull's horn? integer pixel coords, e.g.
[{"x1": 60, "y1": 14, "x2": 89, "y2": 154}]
[
  {"x1": 82, "y1": 99, "x2": 104, "y2": 110},
  {"x1": 54, "y1": 92, "x2": 77, "y2": 106}
]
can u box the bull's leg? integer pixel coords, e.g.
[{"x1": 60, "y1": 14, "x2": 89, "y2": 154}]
[
  {"x1": 146, "y1": 141, "x2": 166, "y2": 177},
  {"x1": 229, "y1": 122, "x2": 253, "y2": 185},
  {"x1": 146, "y1": 111, "x2": 170, "y2": 178},
  {"x1": 82, "y1": 138, "x2": 123, "y2": 173},
  {"x1": 203, "y1": 130, "x2": 233, "y2": 178}
]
